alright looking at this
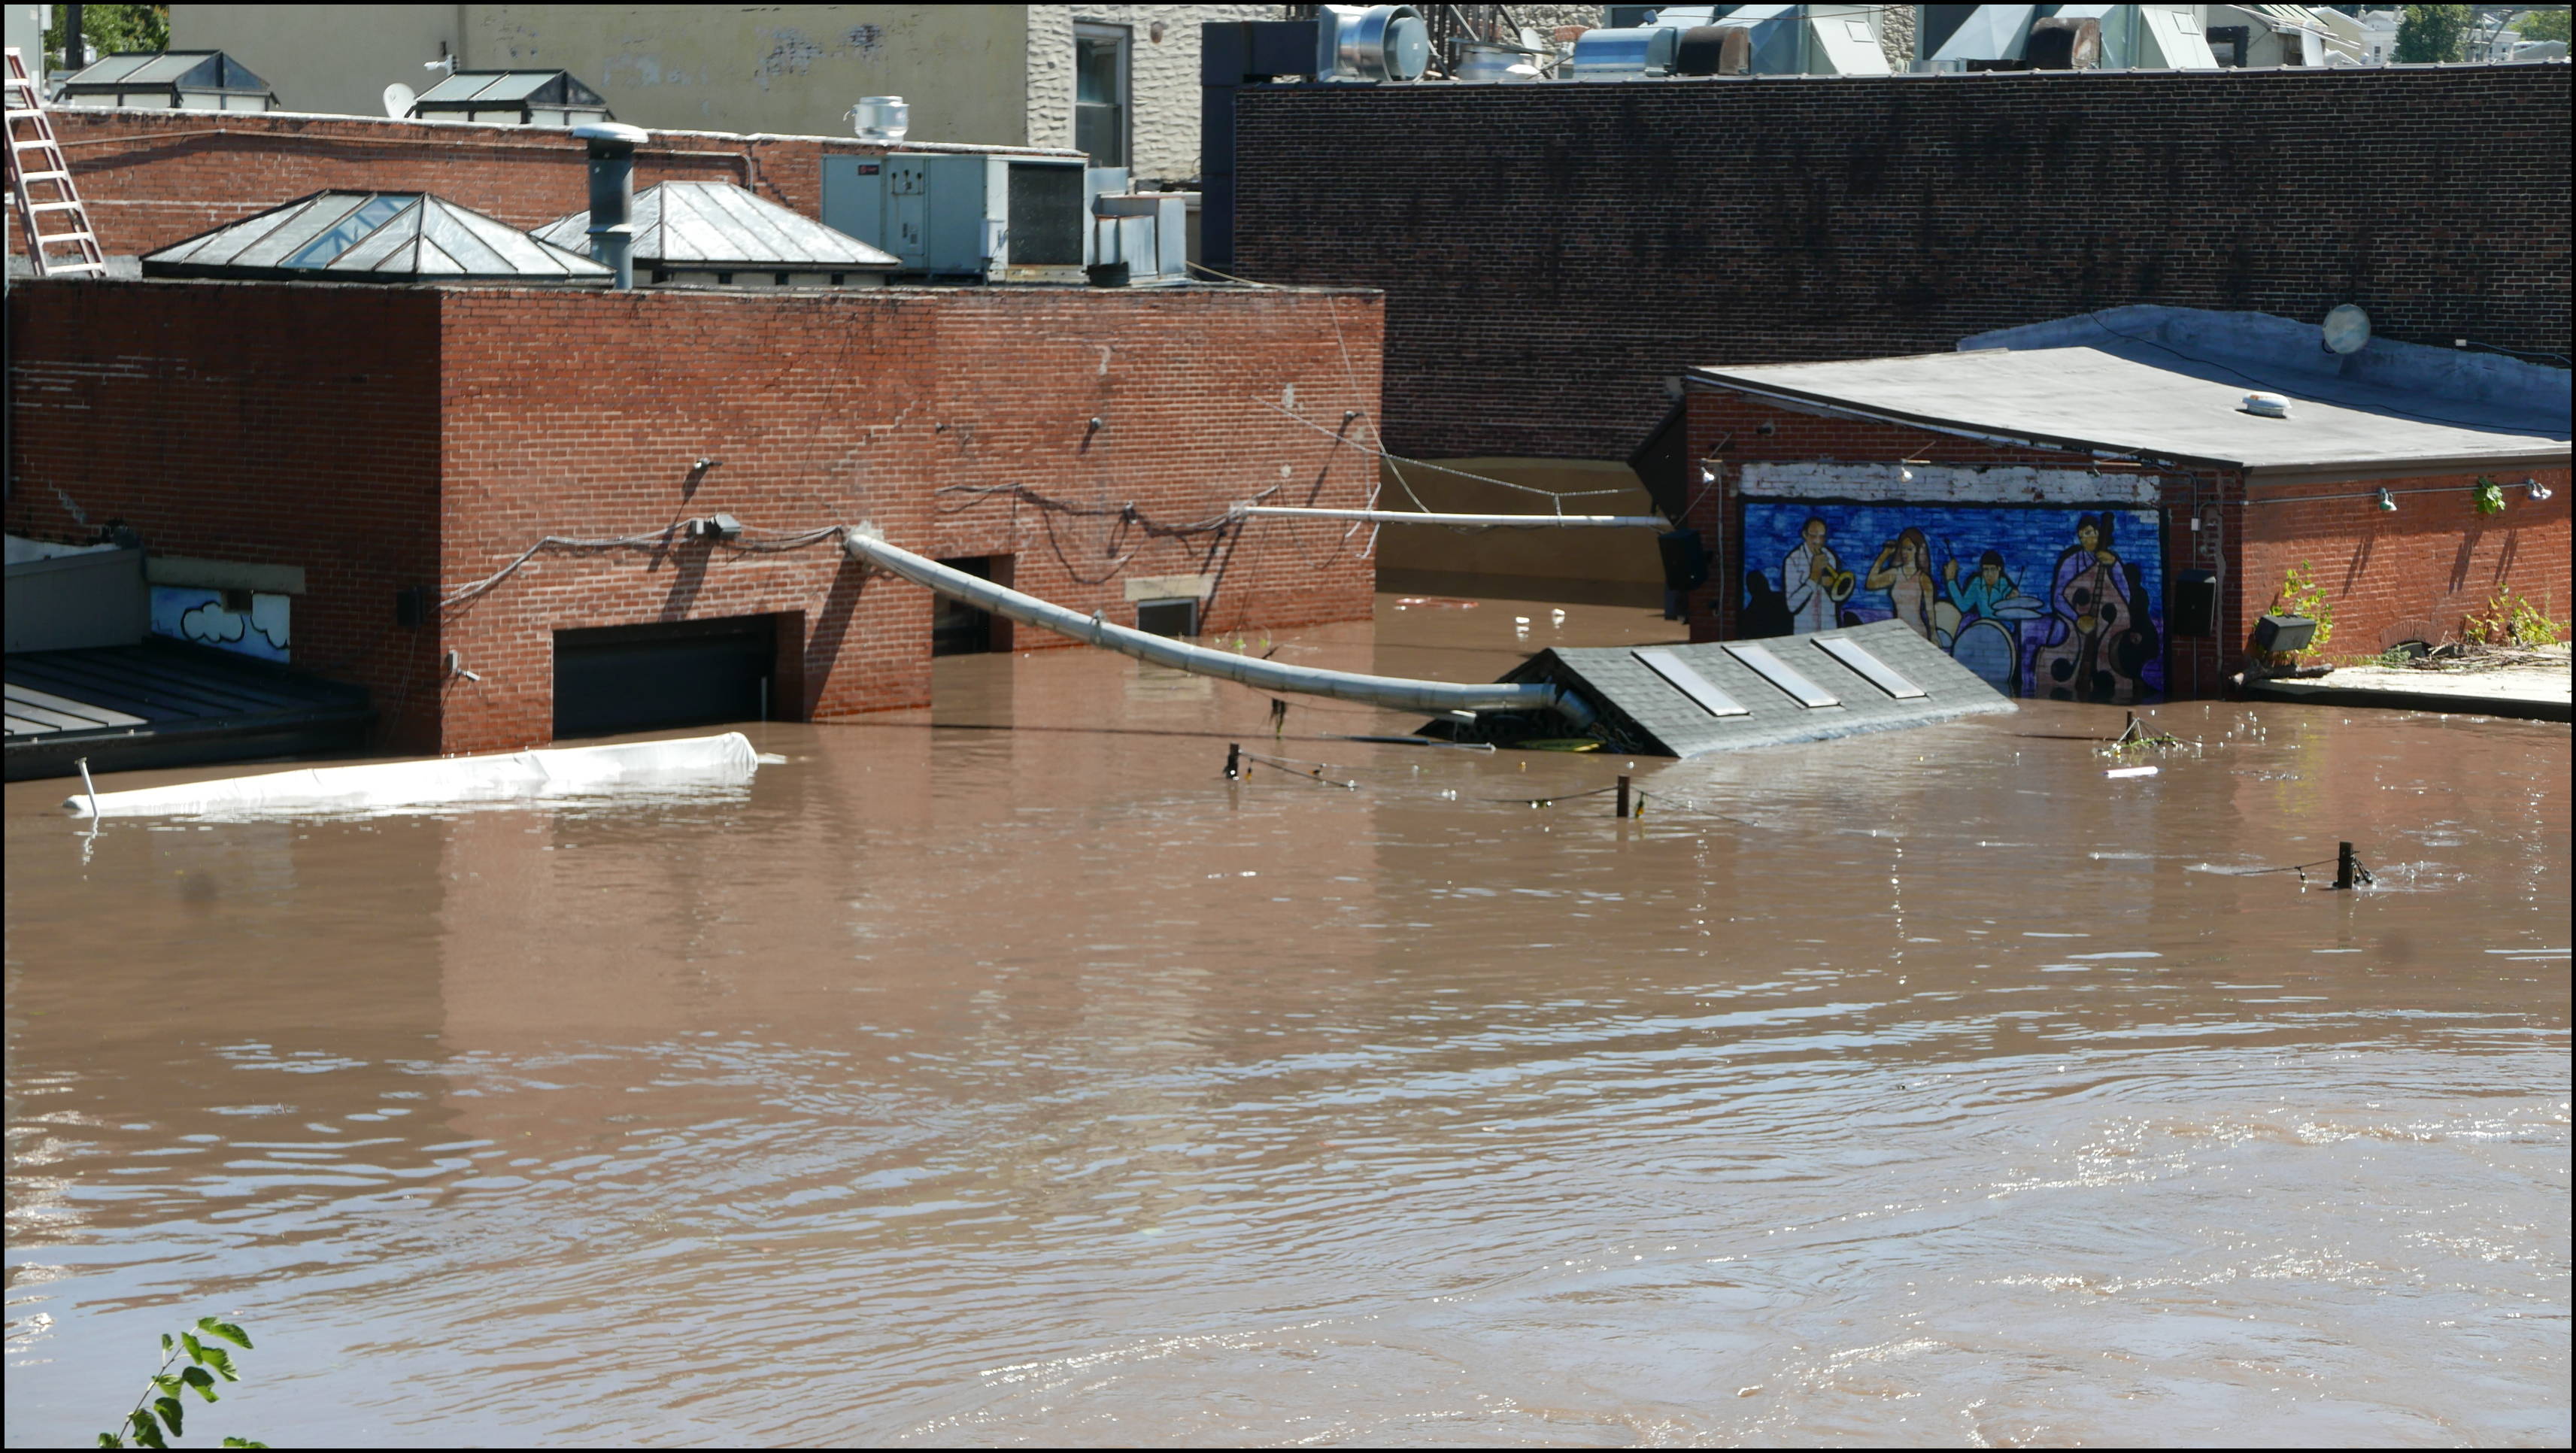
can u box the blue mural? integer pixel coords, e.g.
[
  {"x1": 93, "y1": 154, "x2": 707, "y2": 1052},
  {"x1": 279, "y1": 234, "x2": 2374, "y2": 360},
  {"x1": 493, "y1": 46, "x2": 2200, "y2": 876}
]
[
  {"x1": 150, "y1": 586, "x2": 291, "y2": 663},
  {"x1": 1739, "y1": 501, "x2": 2165, "y2": 702}
]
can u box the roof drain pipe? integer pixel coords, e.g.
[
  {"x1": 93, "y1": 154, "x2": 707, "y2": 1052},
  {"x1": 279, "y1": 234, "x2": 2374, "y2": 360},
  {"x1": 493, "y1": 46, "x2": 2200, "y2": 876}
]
[
  {"x1": 575, "y1": 121, "x2": 651, "y2": 288},
  {"x1": 839, "y1": 526, "x2": 1597, "y2": 730}
]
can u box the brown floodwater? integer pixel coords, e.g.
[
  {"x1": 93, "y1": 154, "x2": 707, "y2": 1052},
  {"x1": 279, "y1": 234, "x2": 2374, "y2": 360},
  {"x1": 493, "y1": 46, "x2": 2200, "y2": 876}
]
[{"x1": 7, "y1": 596, "x2": 2569, "y2": 1447}]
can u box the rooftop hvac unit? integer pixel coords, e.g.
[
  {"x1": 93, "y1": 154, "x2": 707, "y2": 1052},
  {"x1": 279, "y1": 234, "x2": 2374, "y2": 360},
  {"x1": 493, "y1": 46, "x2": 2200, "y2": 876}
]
[
  {"x1": 1316, "y1": 5, "x2": 1431, "y2": 81},
  {"x1": 820, "y1": 153, "x2": 1116, "y2": 284},
  {"x1": 1569, "y1": 26, "x2": 1680, "y2": 78}
]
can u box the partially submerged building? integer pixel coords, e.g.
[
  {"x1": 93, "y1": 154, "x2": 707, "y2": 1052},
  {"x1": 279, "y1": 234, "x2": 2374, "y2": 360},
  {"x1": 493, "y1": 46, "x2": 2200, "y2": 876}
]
[{"x1": 1631, "y1": 307, "x2": 2570, "y2": 701}]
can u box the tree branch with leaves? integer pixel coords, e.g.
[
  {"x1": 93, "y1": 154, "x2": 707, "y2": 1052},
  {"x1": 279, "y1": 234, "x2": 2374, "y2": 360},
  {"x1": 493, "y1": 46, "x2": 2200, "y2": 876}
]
[{"x1": 97, "y1": 1317, "x2": 265, "y2": 1449}]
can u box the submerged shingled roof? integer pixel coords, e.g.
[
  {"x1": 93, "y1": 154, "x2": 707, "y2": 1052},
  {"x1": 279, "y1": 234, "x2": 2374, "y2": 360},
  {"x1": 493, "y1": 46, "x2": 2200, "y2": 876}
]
[
  {"x1": 1490, "y1": 618, "x2": 2014, "y2": 759},
  {"x1": 142, "y1": 193, "x2": 612, "y2": 284},
  {"x1": 532, "y1": 180, "x2": 900, "y2": 272}
]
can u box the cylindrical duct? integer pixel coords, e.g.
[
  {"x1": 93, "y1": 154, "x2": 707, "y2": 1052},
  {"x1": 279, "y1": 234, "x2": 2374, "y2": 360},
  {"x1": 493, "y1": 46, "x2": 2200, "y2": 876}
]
[
  {"x1": 849, "y1": 96, "x2": 909, "y2": 141},
  {"x1": 573, "y1": 121, "x2": 651, "y2": 288},
  {"x1": 839, "y1": 526, "x2": 1597, "y2": 728}
]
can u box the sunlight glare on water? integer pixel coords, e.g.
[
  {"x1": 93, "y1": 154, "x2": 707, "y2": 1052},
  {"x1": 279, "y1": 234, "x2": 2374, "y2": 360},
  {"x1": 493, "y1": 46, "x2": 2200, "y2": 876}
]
[{"x1": 6, "y1": 596, "x2": 2568, "y2": 1446}]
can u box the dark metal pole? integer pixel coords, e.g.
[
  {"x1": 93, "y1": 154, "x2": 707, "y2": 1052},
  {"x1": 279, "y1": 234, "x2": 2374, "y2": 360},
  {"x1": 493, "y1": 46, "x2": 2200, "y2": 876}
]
[
  {"x1": 1225, "y1": 742, "x2": 1242, "y2": 779},
  {"x1": 1616, "y1": 774, "x2": 1631, "y2": 819},
  {"x1": 65, "y1": 5, "x2": 86, "y2": 71},
  {"x1": 2335, "y1": 842, "x2": 2355, "y2": 891}
]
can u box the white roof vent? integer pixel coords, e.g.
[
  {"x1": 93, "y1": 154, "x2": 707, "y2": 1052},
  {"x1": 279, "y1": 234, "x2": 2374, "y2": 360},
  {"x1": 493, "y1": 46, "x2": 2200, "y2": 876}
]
[{"x1": 2241, "y1": 392, "x2": 2292, "y2": 419}]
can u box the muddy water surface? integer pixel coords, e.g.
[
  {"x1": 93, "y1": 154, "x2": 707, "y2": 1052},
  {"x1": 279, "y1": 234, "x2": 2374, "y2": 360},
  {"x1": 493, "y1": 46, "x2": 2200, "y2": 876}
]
[{"x1": 7, "y1": 597, "x2": 2569, "y2": 1446}]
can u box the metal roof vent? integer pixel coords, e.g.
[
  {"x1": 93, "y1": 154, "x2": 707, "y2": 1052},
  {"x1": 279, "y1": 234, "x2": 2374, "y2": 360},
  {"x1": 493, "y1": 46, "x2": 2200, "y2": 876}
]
[
  {"x1": 1569, "y1": 26, "x2": 1679, "y2": 78},
  {"x1": 1317, "y1": 5, "x2": 1431, "y2": 81},
  {"x1": 2241, "y1": 392, "x2": 2292, "y2": 419}
]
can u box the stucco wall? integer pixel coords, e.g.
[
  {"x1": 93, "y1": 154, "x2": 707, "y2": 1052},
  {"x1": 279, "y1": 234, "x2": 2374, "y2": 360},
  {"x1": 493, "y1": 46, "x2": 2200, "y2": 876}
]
[
  {"x1": 1023, "y1": 5, "x2": 1275, "y2": 185},
  {"x1": 171, "y1": 4, "x2": 1038, "y2": 147}
]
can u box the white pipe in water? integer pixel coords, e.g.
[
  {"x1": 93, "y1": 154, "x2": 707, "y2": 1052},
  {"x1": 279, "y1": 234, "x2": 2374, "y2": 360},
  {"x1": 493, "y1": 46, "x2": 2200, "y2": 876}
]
[{"x1": 839, "y1": 526, "x2": 1597, "y2": 729}]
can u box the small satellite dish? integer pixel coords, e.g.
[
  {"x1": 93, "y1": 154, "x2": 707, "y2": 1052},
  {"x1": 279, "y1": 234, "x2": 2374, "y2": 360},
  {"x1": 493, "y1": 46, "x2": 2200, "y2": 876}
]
[
  {"x1": 2323, "y1": 303, "x2": 2371, "y2": 356},
  {"x1": 383, "y1": 82, "x2": 417, "y2": 118}
]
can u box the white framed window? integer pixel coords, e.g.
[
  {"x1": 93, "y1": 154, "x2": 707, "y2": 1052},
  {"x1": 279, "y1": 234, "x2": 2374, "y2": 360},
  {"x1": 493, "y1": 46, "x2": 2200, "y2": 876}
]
[{"x1": 1073, "y1": 22, "x2": 1129, "y2": 168}]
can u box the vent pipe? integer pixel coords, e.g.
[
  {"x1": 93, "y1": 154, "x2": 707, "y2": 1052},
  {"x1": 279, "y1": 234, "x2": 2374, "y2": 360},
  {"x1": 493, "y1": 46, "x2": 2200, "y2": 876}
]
[{"x1": 573, "y1": 121, "x2": 650, "y2": 288}]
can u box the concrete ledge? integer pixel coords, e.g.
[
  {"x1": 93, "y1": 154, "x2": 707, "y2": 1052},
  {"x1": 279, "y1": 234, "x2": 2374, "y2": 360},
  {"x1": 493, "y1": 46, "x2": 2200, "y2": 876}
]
[{"x1": 2242, "y1": 657, "x2": 2571, "y2": 722}]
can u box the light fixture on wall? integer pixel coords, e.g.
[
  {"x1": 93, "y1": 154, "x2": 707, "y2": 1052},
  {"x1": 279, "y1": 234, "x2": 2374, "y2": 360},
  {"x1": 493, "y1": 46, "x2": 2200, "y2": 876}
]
[
  {"x1": 2376, "y1": 487, "x2": 2398, "y2": 512},
  {"x1": 2529, "y1": 478, "x2": 2555, "y2": 502}
]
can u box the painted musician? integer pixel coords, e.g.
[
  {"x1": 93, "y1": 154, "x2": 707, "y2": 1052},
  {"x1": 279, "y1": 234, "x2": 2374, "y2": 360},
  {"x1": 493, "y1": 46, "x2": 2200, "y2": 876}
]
[{"x1": 1780, "y1": 516, "x2": 1842, "y2": 635}]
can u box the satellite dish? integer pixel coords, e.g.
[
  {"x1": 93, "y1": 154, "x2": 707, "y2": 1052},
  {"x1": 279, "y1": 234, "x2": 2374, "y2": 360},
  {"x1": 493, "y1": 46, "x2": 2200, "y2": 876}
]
[
  {"x1": 2323, "y1": 303, "x2": 2371, "y2": 356},
  {"x1": 382, "y1": 81, "x2": 417, "y2": 119}
]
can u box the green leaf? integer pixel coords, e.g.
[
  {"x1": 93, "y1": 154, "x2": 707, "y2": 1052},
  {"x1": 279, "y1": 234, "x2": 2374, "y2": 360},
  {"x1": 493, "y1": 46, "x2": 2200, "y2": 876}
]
[
  {"x1": 181, "y1": 1366, "x2": 220, "y2": 1402},
  {"x1": 152, "y1": 1373, "x2": 183, "y2": 1398},
  {"x1": 200, "y1": 1345, "x2": 240, "y2": 1382},
  {"x1": 160, "y1": 1333, "x2": 174, "y2": 1354},
  {"x1": 153, "y1": 1396, "x2": 185, "y2": 1437},
  {"x1": 221, "y1": 1440, "x2": 269, "y2": 1449},
  {"x1": 97, "y1": 1433, "x2": 123, "y2": 1448},
  {"x1": 197, "y1": 1318, "x2": 254, "y2": 1350},
  {"x1": 126, "y1": 1409, "x2": 166, "y2": 1450}
]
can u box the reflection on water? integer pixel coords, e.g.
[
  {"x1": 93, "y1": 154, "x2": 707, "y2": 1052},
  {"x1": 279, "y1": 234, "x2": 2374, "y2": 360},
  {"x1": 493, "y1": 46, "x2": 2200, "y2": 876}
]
[{"x1": 7, "y1": 597, "x2": 2569, "y2": 1446}]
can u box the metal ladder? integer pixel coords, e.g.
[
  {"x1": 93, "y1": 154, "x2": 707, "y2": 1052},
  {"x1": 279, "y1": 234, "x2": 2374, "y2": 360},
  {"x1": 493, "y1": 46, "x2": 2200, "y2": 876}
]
[{"x1": 5, "y1": 47, "x2": 108, "y2": 278}]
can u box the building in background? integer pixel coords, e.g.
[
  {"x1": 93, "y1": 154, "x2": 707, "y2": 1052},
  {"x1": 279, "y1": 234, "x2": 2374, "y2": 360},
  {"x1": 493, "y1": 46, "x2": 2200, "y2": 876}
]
[{"x1": 164, "y1": 5, "x2": 1278, "y2": 187}]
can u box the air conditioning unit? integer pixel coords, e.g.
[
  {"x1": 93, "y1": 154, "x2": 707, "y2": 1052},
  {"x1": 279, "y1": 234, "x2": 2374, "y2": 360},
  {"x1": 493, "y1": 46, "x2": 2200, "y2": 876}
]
[
  {"x1": 1316, "y1": 5, "x2": 1431, "y2": 81},
  {"x1": 1090, "y1": 193, "x2": 1189, "y2": 286},
  {"x1": 820, "y1": 153, "x2": 1101, "y2": 284}
]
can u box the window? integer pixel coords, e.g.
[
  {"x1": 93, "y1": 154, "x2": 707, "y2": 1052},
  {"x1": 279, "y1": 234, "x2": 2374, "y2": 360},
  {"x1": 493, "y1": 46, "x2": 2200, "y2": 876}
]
[{"x1": 1074, "y1": 23, "x2": 1129, "y2": 168}]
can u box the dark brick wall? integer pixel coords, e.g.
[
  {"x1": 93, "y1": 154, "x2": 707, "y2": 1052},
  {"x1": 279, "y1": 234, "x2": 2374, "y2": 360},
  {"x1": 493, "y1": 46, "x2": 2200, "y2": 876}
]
[
  {"x1": 8, "y1": 279, "x2": 1383, "y2": 754},
  {"x1": 1236, "y1": 65, "x2": 2572, "y2": 461}
]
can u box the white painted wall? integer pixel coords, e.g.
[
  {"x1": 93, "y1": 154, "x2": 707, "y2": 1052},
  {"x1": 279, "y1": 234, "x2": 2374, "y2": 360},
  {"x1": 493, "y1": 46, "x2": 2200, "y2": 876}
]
[{"x1": 1023, "y1": 5, "x2": 1275, "y2": 186}]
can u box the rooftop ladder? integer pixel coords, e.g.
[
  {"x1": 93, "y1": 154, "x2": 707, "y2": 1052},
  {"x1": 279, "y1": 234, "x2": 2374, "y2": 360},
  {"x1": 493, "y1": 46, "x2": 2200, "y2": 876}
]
[{"x1": 5, "y1": 47, "x2": 108, "y2": 278}]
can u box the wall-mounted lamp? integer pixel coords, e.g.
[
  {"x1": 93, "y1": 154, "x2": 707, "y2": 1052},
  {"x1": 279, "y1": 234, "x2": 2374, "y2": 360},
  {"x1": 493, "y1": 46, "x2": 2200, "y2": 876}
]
[
  {"x1": 2529, "y1": 478, "x2": 2555, "y2": 502},
  {"x1": 693, "y1": 457, "x2": 723, "y2": 474},
  {"x1": 688, "y1": 513, "x2": 744, "y2": 541},
  {"x1": 2376, "y1": 487, "x2": 2398, "y2": 512},
  {"x1": 444, "y1": 650, "x2": 482, "y2": 682}
]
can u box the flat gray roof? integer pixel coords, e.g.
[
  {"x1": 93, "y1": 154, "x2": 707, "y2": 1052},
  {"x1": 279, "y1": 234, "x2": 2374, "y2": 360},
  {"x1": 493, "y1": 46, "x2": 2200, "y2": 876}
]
[{"x1": 1692, "y1": 338, "x2": 2569, "y2": 481}]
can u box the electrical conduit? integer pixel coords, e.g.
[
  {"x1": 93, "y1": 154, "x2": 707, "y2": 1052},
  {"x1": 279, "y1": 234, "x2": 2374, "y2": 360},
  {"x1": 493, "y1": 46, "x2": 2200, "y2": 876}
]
[{"x1": 839, "y1": 527, "x2": 1597, "y2": 729}]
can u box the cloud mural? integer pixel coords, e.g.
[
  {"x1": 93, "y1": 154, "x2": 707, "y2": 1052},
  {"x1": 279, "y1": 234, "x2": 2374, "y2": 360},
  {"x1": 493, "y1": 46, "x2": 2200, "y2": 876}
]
[{"x1": 151, "y1": 587, "x2": 290, "y2": 662}]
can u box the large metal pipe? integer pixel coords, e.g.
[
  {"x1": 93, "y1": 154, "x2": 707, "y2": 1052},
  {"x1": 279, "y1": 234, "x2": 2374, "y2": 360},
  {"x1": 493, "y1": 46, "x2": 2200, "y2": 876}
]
[
  {"x1": 1239, "y1": 505, "x2": 1667, "y2": 529},
  {"x1": 840, "y1": 526, "x2": 1596, "y2": 728},
  {"x1": 574, "y1": 121, "x2": 650, "y2": 288}
]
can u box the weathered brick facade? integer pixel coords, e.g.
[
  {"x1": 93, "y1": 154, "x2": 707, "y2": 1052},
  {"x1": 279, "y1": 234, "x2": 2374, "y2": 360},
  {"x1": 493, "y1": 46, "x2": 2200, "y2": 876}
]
[
  {"x1": 1676, "y1": 387, "x2": 2570, "y2": 694},
  {"x1": 1234, "y1": 64, "x2": 2572, "y2": 460},
  {"x1": 7, "y1": 278, "x2": 1384, "y2": 754}
]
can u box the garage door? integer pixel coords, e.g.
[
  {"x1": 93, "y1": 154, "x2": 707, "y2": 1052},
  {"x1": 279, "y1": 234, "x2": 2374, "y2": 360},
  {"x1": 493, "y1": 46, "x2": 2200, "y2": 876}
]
[{"x1": 553, "y1": 615, "x2": 777, "y2": 739}]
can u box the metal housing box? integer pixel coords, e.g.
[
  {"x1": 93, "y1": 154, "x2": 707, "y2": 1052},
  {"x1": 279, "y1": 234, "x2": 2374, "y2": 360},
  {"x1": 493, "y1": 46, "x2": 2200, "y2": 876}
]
[{"x1": 821, "y1": 153, "x2": 1096, "y2": 284}]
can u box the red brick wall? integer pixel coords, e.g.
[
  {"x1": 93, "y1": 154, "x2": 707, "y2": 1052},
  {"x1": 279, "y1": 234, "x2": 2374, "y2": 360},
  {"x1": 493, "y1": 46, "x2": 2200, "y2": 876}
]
[
  {"x1": 8, "y1": 278, "x2": 1384, "y2": 755},
  {"x1": 5, "y1": 281, "x2": 447, "y2": 743},
  {"x1": 2241, "y1": 469, "x2": 2571, "y2": 657},
  {"x1": 13, "y1": 107, "x2": 1068, "y2": 258}
]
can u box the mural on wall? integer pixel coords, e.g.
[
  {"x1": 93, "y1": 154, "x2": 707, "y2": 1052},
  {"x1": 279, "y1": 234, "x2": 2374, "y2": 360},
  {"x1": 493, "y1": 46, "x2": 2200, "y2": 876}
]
[
  {"x1": 150, "y1": 586, "x2": 291, "y2": 663},
  {"x1": 1739, "y1": 501, "x2": 2165, "y2": 702}
]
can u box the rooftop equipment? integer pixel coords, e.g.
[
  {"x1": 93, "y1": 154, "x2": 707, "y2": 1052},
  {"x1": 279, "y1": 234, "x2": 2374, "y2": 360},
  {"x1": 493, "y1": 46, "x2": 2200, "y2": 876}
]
[
  {"x1": 819, "y1": 153, "x2": 1115, "y2": 284},
  {"x1": 407, "y1": 69, "x2": 610, "y2": 127},
  {"x1": 141, "y1": 192, "x2": 612, "y2": 284},
  {"x1": 848, "y1": 96, "x2": 907, "y2": 142},
  {"x1": 1921, "y1": 5, "x2": 2218, "y2": 71},
  {"x1": 574, "y1": 120, "x2": 645, "y2": 288},
  {"x1": 1570, "y1": 5, "x2": 1889, "y2": 78},
  {"x1": 1317, "y1": 5, "x2": 1432, "y2": 81},
  {"x1": 533, "y1": 178, "x2": 901, "y2": 288},
  {"x1": 52, "y1": 50, "x2": 277, "y2": 111}
]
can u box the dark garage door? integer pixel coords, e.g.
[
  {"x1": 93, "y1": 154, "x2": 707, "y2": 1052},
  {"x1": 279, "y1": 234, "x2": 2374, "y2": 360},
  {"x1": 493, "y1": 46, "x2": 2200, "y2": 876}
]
[{"x1": 554, "y1": 615, "x2": 777, "y2": 739}]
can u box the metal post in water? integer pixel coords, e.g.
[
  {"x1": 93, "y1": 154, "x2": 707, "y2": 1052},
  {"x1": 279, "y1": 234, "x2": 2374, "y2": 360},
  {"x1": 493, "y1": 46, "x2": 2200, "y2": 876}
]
[
  {"x1": 1225, "y1": 742, "x2": 1242, "y2": 780},
  {"x1": 77, "y1": 756, "x2": 101, "y2": 820},
  {"x1": 1616, "y1": 775, "x2": 1631, "y2": 819},
  {"x1": 2335, "y1": 842, "x2": 2356, "y2": 891}
]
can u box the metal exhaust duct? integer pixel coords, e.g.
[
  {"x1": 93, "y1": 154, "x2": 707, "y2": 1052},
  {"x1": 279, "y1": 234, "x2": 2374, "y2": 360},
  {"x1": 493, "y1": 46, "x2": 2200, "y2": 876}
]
[
  {"x1": 573, "y1": 121, "x2": 651, "y2": 288},
  {"x1": 839, "y1": 526, "x2": 1597, "y2": 728}
]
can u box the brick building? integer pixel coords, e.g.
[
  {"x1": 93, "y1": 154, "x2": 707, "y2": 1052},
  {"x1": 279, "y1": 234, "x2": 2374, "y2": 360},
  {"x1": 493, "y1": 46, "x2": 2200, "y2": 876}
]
[
  {"x1": 1230, "y1": 63, "x2": 2572, "y2": 463},
  {"x1": 6, "y1": 277, "x2": 1385, "y2": 755},
  {"x1": 1634, "y1": 310, "x2": 2568, "y2": 701}
]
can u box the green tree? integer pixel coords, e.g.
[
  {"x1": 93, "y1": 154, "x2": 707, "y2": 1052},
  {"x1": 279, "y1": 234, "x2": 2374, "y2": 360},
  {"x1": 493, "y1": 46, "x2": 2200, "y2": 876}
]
[
  {"x1": 41, "y1": 4, "x2": 169, "y2": 72},
  {"x1": 2516, "y1": 8, "x2": 2573, "y2": 44},
  {"x1": 2395, "y1": 4, "x2": 2474, "y2": 61}
]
